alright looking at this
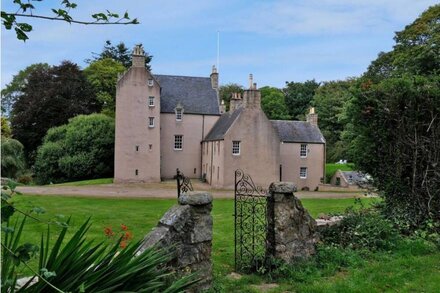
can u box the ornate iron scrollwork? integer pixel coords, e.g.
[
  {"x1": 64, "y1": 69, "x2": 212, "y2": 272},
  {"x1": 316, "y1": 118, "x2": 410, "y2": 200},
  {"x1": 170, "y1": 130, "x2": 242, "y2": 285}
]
[
  {"x1": 234, "y1": 169, "x2": 270, "y2": 273},
  {"x1": 176, "y1": 168, "x2": 193, "y2": 199}
]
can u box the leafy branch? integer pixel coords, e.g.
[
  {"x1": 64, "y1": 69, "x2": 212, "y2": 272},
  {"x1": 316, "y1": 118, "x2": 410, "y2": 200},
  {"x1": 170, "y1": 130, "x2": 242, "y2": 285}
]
[{"x1": 1, "y1": 0, "x2": 139, "y2": 41}]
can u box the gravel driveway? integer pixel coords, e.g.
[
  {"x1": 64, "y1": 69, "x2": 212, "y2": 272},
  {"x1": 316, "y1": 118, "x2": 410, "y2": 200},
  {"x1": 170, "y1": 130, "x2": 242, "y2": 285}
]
[{"x1": 17, "y1": 181, "x2": 371, "y2": 199}]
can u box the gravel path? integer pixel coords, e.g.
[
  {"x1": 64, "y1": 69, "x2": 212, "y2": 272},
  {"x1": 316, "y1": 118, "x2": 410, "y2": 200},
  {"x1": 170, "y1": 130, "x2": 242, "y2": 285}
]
[{"x1": 17, "y1": 181, "x2": 371, "y2": 199}]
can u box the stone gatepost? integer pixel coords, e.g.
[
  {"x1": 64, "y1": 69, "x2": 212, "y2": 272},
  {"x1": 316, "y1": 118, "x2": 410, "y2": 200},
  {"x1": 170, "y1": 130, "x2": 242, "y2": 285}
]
[
  {"x1": 267, "y1": 182, "x2": 318, "y2": 263},
  {"x1": 138, "y1": 192, "x2": 213, "y2": 292}
]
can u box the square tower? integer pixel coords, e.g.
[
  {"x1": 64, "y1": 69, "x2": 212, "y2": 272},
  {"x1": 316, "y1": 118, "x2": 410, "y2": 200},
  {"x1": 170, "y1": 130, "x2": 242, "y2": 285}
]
[{"x1": 114, "y1": 45, "x2": 161, "y2": 182}]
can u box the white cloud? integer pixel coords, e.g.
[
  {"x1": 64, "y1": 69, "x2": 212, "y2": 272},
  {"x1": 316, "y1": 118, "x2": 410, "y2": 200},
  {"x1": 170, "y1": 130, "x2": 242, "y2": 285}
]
[{"x1": 228, "y1": 0, "x2": 439, "y2": 36}]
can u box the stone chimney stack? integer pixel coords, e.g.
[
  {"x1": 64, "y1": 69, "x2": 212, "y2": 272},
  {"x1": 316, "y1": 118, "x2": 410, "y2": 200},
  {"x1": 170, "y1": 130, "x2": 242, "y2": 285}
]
[
  {"x1": 229, "y1": 92, "x2": 243, "y2": 112},
  {"x1": 219, "y1": 99, "x2": 226, "y2": 114},
  {"x1": 242, "y1": 74, "x2": 261, "y2": 109},
  {"x1": 210, "y1": 65, "x2": 219, "y2": 90},
  {"x1": 307, "y1": 107, "x2": 318, "y2": 126},
  {"x1": 132, "y1": 44, "x2": 145, "y2": 68}
]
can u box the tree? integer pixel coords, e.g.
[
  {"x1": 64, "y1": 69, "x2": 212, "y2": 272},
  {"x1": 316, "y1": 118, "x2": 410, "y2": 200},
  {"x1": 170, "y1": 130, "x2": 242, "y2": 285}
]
[
  {"x1": 260, "y1": 86, "x2": 291, "y2": 120},
  {"x1": 365, "y1": 4, "x2": 440, "y2": 79},
  {"x1": 219, "y1": 83, "x2": 244, "y2": 111},
  {"x1": 1, "y1": 137, "x2": 26, "y2": 179},
  {"x1": 1, "y1": 63, "x2": 50, "y2": 115},
  {"x1": 348, "y1": 75, "x2": 440, "y2": 227},
  {"x1": 88, "y1": 40, "x2": 153, "y2": 69},
  {"x1": 34, "y1": 114, "x2": 115, "y2": 184},
  {"x1": 11, "y1": 61, "x2": 99, "y2": 162},
  {"x1": 1, "y1": 0, "x2": 138, "y2": 41},
  {"x1": 284, "y1": 80, "x2": 320, "y2": 120},
  {"x1": 312, "y1": 79, "x2": 356, "y2": 162},
  {"x1": 84, "y1": 58, "x2": 126, "y2": 116},
  {"x1": 1, "y1": 117, "x2": 12, "y2": 138}
]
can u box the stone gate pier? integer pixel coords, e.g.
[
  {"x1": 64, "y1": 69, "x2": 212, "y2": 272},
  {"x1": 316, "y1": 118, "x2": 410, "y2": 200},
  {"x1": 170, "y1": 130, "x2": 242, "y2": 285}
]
[
  {"x1": 138, "y1": 192, "x2": 213, "y2": 292},
  {"x1": 266, "y1": 182, "x2": 318, "y2": 263}
]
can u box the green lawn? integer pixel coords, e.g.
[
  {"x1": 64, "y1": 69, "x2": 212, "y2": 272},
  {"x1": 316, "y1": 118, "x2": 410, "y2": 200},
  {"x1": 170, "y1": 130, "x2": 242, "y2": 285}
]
[
  {"x1": 8, "y1": 195, "x2": 440, "y2": 292},
  {"x1": 47, "y1": 178, "x2": 114, "y2": 186},
  {"x1": 325, "y1": 163, "x2": 355, "y2": 183}
]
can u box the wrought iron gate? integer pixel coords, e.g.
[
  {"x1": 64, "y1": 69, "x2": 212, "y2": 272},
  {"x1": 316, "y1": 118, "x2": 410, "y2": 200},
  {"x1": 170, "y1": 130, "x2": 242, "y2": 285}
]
[
  {"x1": 234, "y1": 169, "x2": 270, "y2": 272},
  {"x1": 176, "y1": 168, "x2": 193, "y2": 199}
]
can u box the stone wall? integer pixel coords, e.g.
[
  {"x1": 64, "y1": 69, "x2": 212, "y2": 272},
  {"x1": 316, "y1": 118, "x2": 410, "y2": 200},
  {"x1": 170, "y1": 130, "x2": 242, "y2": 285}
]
[
  {"x1": 138, "y1": 192, "x2": 213, "y2": 291},
  {"x1": 267, "y1": 182, "x2": 318, "y2": 263}
]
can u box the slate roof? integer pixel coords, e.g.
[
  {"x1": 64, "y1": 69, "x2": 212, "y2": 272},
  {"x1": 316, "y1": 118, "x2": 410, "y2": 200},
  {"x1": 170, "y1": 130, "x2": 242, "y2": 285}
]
[
  {"x1": 341, "y1": 171, "x2": 367, "y2": 185},
  {"x1": 153, "y1": 74, "x2": 220, "y2": 115},
  {"x1": 204, "y1": 108, "x2": 244, "y2": 141},
  {"x1": 271, "y1": 120, "x2": 325, "y2": 143}
]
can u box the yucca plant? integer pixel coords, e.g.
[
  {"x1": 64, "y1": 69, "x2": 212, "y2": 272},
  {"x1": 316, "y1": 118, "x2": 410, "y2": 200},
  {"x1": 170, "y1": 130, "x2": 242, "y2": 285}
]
[{"x1": 14, "y1": 218, "x2": 198, "y2": 292}]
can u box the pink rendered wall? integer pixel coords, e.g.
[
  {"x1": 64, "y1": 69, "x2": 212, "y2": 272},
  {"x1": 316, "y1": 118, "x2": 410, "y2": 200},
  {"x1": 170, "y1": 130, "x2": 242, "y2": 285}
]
[
  {"x1": 221, "y1": 109, "x2": 280, "y2": 189},
  {"x1": 160, "y1": 113, "x2": 219, "y2": 179},
  {"x1": 279, "y1": 142, "x2": 325, "y2": 190},
  {"x1": 114, "y1": 68, "x2": 161, "y2": 183}
]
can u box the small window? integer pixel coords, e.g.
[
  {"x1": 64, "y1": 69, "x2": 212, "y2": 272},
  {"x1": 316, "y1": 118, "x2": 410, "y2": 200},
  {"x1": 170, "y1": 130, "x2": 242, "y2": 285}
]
[
  {"x1": 135, "y1": 169, "x2": 139, "y2": 176},
  {"x1": 217, "y1": 141, "x2": 220, "y2": 155},
  {"x1": 194, "y1": 168, "x2": 197, "y2": 174},
  {"x1": 149, "y1": 144, "x2": 152, "y2": 150},
  {"x1": 176, "y1": 108, "x2": 183, "y2": 121},
  {"x1": 148, "y1": 117, "x2": 155, "y2": 128},
  {"x1": 300, "y1": 167, "x2": 307, "y2": 179},
  {"x1": 148, "y1": 96, "x2": 154, "y2": 107},
  {"x1": 300, "y1": 144, "x2": 307, "y2": 158},
  {"x1": 174, "y1": 135, "x2": 183, "y2": 150},
  {"x1": 135, "y1": 145, "x2": 139, "y2": 152},
  {"x1": 232, "y1": 141, "x2": 240, "y2": 155},
  {"x1": 148, "y1": 79, "x2": 154, "y2": 86}
]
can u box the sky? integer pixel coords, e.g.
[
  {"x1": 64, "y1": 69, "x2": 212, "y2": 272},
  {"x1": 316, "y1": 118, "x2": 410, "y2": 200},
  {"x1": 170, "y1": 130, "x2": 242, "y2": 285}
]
[{"x1": 1, "y1": 0, "x2": 438, "y2": 89}]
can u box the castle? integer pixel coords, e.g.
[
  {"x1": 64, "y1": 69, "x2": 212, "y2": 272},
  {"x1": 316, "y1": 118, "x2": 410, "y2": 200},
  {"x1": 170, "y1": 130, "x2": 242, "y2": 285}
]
[{"x1": 114, "y1": 46, "x2": 326, "y2": 189}]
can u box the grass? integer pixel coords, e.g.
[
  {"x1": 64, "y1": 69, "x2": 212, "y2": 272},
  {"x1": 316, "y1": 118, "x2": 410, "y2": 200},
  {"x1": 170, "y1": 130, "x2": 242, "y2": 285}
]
[
  {"x1": 7, "y1": 195, "x2": 440, "y2": 292},
  {"x1": 46, "y1": 178, "x2": 113, "y2": 186},
  {"x1": 325, "y1": 163, "x2": 355, "y2": 183}
]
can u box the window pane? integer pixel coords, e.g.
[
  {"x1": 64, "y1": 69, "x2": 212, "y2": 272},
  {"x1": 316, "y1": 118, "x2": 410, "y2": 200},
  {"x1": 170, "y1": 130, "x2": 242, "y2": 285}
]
[
  {"x1": 232, "y1": 141, "x2": 240, "y2": 155},
  {"x1": 300, "y1": 167, "x2": 307, "y2": 178},
  {"x1": 174, "y1": 135, "x2": 183, "y2": 150},
  {"x1": 300, "y1": 144, "x2": 307, "y2": 157},
  {"x1": 176, "y1": 109, "x2": 182, "y2": 121}
]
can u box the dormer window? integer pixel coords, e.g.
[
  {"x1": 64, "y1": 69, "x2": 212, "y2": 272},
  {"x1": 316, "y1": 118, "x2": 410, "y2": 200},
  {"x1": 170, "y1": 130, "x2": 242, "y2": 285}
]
[
  {"x1": 176, "y1": 109, "x2": 182, "y2": 121},
  {"x1": 175, "y1": 104, "x2": 184, "y2": 121},
  {"x1": 300, "y1": 144, "x2": 307, "y2": 158},
  {"x1": 148, "y1": 79, "x2": 154, "y2": 87}
]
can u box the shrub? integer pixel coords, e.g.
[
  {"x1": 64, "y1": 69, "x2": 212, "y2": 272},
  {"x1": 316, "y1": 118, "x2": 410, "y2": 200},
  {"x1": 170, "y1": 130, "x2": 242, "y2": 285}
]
[
  {"x1": 34, "y1": 142, "x2": 66, "y2": 184},
  {"x1": 1, "y1": 137, "x2": 26, "y2": 179},
  {"x1": 34, "y1": 114, "x2": 114, "y2": 184},
  {"x1": 321, "y1": 207, "x2": 401, "y2": 251},
  {"x1": 348, "y1": 75, "x2": 440, "y2": 227},
  {"x1": 17, "y1": 174, "x2": 33, "y2": 185}
]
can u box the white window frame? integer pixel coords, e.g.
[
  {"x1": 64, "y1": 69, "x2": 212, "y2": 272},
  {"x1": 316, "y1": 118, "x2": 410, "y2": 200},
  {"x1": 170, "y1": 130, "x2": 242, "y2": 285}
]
[
  {"x1": 148, "y1": 79, "x2": 154, "y2": 87},
  {"x1": 300, "y1": 144, "x2": 307, "y2": 158},
  {"x1": 232, "y1": 141, "x2": 240, "y2": 155},
  {"x1": 300, "y1": 167, "x2": 308, "y2": 179},
  {"x1": 174, "y1": 135, "x2": 183, "y2": 150},
  {"x1": 176, "y1": 108, "x2": 183, "y2": 121},
  {"x1": 148, "y1": 117, "x2": 155, "y2": 128},
  {"x1": 148, "y1": 96, "x2": 155, "y2": 107}
]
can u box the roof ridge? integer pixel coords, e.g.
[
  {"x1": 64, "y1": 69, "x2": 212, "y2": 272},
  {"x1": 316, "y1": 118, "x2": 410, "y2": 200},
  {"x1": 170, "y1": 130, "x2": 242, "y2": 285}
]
[{"x1": 153, "y1": 74, "x2": 210, "y2": 79}]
